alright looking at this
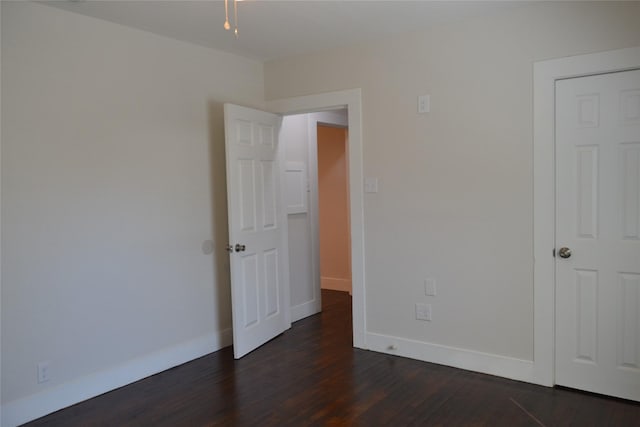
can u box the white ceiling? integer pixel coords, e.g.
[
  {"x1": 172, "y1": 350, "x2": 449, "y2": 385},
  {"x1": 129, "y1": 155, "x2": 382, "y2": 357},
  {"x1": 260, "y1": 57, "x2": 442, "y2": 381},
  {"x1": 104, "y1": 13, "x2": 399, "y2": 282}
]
[{"x1": 45, "y1": 1, "x2": 535, "y2": 62}]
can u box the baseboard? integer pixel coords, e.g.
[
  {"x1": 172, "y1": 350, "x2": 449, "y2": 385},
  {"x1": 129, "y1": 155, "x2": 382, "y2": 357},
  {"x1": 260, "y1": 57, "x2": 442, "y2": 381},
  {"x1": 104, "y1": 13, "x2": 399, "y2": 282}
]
[
  {"x1": 291, "y1": 299, "x2": 321, "y2": 323},
  {"x1": 2, "y1": 329, "x2": 232, "y2": 427},
  {"x1": 321, "y1": 277, "x2": 351, "y2": 293},
  {"x1": 366, "y1": 332, "x2": 535, "y2": 384}
]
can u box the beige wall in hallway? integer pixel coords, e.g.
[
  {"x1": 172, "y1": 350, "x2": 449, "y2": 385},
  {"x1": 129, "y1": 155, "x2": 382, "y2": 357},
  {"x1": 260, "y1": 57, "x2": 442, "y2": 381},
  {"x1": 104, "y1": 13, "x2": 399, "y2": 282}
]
[{"x1": 317, "y1": 125, "x2": 351, "y2": 293}]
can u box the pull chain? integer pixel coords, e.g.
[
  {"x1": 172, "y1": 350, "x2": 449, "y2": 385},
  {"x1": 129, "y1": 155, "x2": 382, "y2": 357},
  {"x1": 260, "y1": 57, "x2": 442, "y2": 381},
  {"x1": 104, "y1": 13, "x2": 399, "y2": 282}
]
[{"x1": 234, "y1": 0, "x2": 239, "y2": 37}]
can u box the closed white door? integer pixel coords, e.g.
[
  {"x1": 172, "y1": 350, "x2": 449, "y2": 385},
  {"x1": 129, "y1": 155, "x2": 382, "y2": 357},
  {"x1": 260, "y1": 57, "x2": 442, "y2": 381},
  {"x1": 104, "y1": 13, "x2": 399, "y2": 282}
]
[
  {"x1": 224, "y1": 104, "x2": 290, "y2": 359},
  {"x1": 555, "y1": 69, "x2": 640, "y2": 401}
]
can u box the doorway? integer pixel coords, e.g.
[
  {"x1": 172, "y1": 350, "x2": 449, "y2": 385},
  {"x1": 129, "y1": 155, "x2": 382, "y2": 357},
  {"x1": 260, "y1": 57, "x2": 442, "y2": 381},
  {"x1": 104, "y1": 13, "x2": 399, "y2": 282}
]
[
  {"x1": 282, "y1": 110, "x2": 351, "y2": 322},
  {"x1": 317, "y1": 124, "x2": 352, "y2": 295},
  {"x1": 268, "y1": 88, "x2": 366, "y2": 349}
]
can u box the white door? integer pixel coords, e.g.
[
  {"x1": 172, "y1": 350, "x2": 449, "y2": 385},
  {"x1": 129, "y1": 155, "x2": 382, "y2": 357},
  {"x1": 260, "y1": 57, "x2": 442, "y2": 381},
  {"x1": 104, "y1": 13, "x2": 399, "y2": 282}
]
[
  {"x1": 224, "y1": 104, "x2": 290, "y2": 359},
  {"x1": 555, "y1": 69, "x2": 640, "y2": 401}
]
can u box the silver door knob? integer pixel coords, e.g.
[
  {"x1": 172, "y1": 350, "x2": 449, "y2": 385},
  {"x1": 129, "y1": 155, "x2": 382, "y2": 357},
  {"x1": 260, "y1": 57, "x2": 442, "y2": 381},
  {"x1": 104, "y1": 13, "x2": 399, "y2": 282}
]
[
  {"x1": 235, "y1": 243, "x2": 246, "y2": 252},
  {"x1": 558, "y1": 247, "x2": 572, "y2": 259},
  {"x1": 225, "y1": 244, "x2": 233, "y2": 253}
]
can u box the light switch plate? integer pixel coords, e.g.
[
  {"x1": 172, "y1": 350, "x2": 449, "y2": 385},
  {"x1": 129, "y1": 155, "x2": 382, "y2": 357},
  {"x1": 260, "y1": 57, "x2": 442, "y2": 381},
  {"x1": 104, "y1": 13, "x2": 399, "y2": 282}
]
[
  {"x1": 425, "y1": 278, "x2": 437, "y2": 296},
  {"x1": 418, "y1": 95, "x2": 430, "y2": 113},
  {"x1": 415, "y1": 303, "x2": 432, "y2": 321},
  {"x1": 364, "y1": 177, "x2": 379, "y2": 193}
]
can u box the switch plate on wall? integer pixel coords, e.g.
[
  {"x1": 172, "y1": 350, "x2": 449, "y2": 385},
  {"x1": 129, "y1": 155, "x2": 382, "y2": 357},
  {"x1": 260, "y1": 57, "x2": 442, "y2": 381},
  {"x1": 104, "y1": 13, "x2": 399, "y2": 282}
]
[
  {"x1": 37, "y1": 361, "x2": 50, "y2": 383},
  {"x1": 415, "y1": 303, "x2": 432, "y2": 321},
  {"x1": 425, "y1": 278, "x2": 437, "y2": 296},
  {"x1": 364, "y1": 177, "x2": 379, "y2": 193}
]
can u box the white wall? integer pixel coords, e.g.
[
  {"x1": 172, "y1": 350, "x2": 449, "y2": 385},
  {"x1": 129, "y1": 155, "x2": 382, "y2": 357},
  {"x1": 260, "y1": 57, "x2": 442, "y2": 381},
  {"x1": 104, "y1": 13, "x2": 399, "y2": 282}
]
[
  {"x1": 282, "y1": 111, "x2": 348, "y2": 322},
  {"x1": 265, "y1": 1, "x2": 640, "y2": 365},
  {"x1": 282, "y1": 114, "x2": 317, "y2": 321},
  {"x1": 1, "y1": 2, "x2": 263, "y2": 425}
]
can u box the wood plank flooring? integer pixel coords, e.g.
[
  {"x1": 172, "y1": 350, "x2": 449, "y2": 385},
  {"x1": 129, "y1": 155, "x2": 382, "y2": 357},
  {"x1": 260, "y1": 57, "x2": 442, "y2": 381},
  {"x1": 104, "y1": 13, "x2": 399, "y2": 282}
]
[{"x1": 25, "y1": 290, "x2": 640, "y2": 426}]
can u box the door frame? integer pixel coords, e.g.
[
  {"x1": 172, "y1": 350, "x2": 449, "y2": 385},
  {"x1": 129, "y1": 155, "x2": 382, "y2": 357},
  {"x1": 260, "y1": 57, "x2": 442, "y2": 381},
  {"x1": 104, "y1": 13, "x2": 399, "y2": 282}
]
[
  {"x1": 268, "y1": 89, "x2": 366, "y2": 349},
  {"x1": 533, "y1": 46, "x2": 640, "y2": 386}
]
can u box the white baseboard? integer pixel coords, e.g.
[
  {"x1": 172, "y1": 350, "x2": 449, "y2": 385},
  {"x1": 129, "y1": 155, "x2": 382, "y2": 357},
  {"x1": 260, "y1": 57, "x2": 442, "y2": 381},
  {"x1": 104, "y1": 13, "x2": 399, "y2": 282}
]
[
  {"x1": 291, "y1": 299, "x2": 321, "y2": 323},
  {"x1": 366, "y1": 332, "x2": 536, "y2": 384},
  {"x1": 321, "y1": 277, "x2": 351, "y2": 293},
  {"x1": 2, "y1": 329, "x2": 232, "y2": 427},
  {"x1": 1, "y1": 329, "x2": 538, "y2": 427}
]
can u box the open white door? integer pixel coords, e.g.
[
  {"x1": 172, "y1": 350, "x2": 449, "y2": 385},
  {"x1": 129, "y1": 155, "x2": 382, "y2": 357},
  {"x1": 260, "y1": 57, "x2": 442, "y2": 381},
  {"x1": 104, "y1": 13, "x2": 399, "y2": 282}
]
[{"x1": 224, "y1": 103, "x2": 290, "y2": 359}]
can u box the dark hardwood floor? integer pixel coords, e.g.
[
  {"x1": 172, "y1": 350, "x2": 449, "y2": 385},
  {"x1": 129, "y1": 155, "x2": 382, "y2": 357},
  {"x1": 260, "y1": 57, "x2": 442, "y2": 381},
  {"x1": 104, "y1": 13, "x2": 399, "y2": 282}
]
[{"x1": 25, "y1": 290, "x2": 640, "y2": 426}]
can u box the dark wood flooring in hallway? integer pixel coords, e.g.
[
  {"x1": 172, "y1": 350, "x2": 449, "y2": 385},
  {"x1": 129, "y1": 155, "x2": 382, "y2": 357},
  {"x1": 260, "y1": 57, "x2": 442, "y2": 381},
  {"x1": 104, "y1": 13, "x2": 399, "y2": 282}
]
[{"x1": 25, "y1": 290, "x2": 640, "y2": 426}]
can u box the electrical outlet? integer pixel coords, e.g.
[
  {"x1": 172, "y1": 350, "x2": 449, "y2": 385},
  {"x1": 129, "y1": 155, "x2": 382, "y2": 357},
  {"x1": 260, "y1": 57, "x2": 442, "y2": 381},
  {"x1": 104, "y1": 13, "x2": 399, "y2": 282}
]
[
  {"x1": 37, "y1": 361, "x2": 50, "y2": 383},
  {"x1": 201, "y1": 239, "x2": 214, "y2": 255},
  {"x1": 415, "y1": 303, "x2": 432, "y2": 321},
  {"x1": 425, "y1": 278, "x2": 437, "y2": 296},
  {"x1": 418, "y1": 94, "x2": 430, "y2": 113}
]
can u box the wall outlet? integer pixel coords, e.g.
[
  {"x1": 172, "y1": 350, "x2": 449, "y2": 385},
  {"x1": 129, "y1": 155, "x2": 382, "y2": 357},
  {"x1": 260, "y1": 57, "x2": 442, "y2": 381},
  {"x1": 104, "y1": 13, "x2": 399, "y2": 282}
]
[
  {"x1": 37, "y1": 361, "x2": 50, "y2": 383},
  {"x1": 415, "y1": 303, "x2": 432, "y2": 321},
  {"x1": 201, "y1": 239, "x2": 214, "y2": 255},
  {"x1": 418, "y1": 94, "x2": 431, "y2": 113},
  {"x1": 425, "y1": 278, "x2": 437, "y2": 296}
]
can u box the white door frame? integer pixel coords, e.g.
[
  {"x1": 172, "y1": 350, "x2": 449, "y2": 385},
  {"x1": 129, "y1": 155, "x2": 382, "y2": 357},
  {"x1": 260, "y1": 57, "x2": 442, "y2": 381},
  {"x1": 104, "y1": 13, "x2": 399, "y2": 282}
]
[
  {"x1": 533, "y1": 46, "x2": 640, "y2": 386},
  {"x1": 268, "y1": 89, "x2": 366, "y2": 349}
]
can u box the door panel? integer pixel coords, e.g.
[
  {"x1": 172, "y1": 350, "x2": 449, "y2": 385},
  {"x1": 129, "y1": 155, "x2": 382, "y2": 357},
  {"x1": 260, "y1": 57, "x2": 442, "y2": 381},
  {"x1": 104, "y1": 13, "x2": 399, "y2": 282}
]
[
  {"x1": 224, "y1": 104, "x2": 290, "y2": 359},
  {"x1": 261, "y1": 160, "x2": 277, "y2": 229},
  {"x1": 618, "y1": 273, "x2": 640, "y2": 369},
  {"x1": 555, "y1": 69, "x2": 640, "y2": 401},
  {"x1": 576, "y1": 146, "x2": 598, "y2": 238},
  {"x1": 574, "y1": 269, "x2": 598, "y2": 363},
  {"x1": 264, "y1": 249, "x2": 279, "y2": 317},
  {"x1": 621, "y1": 143, "x2": 640, "y2": 239},
  {"x1": 238, "y1": 159, "x2": 257, "y2": 232}
]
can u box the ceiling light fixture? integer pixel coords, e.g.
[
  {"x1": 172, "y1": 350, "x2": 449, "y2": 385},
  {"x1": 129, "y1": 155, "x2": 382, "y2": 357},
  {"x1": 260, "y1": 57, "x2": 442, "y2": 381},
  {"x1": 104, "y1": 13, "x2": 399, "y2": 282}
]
[
  {"x1": 223, "y1": 0, "x2": 231, "y2": 30},
  {"x1": 223, "y1": 0, "x2": 240, "y2": 37}
]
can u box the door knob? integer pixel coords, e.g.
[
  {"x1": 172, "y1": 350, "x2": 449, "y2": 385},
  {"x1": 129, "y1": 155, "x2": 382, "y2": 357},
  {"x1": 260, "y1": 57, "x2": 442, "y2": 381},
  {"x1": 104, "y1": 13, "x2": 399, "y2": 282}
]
[
  {"x1": 558, "y1": 247, "x2": 572, "y2": 259},
  {"x1": 235, "y1": 243, "x2": 246, "y2": 252},
  {"x1": 225, "y1": 244, "x2": 233, "y2": 253}
]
